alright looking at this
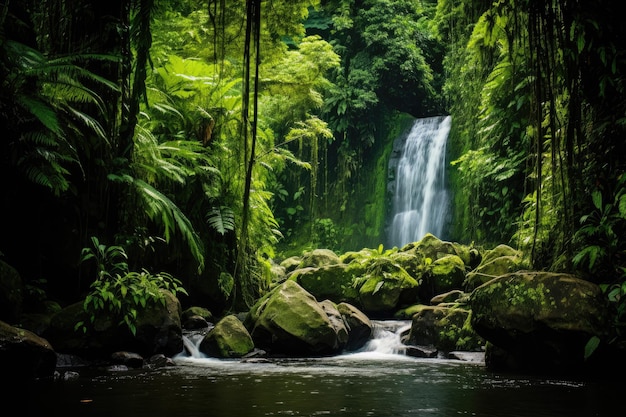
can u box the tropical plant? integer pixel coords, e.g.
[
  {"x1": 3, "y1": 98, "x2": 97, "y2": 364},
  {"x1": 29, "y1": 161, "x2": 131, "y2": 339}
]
[
  {"x1": 77, "y1": 237, "x2": 187, "y2": 335},
  {"x1": 0, "y1": 39, "x2": 118, "y2": 196}
]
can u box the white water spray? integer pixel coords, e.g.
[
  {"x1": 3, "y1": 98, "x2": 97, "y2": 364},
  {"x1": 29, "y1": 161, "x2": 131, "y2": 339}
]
[{"x1": 388, "y1": 116, "x2": 451, "y2": 247}]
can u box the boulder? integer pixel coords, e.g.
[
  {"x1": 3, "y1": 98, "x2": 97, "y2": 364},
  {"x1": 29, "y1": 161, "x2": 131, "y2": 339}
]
[
  {"x1": 290, "y1": 263, "x2": 360, "y2": 306},
  {"x1": 182, "y1": 306, "x2": 213, "y2": 329},
  {"x1": 406, "y1": 306, "x2": 483, "y2": 352},
  {"x1": 280, "y1": 256, "x2": 303, "y2": 273},
  {"x1": 426, "y1": 254, "x2": 466, "y2": 296},
  {"x1": 336, "y1": 302, "x2": 372, "y2": 351},
  {"x1": 357, "y1": 258, "x2": 419, "y2": 314},
  {"x1": 298, "y1": 249, "x2": 341, "y2": 268},
  {"x1": 248, "y1": 280, "x2": 344, "y2": 355},
  {"x1": 319, "y1": 300, "x2": 349, "y2": 349},
  {"x1": 0, "y1": 320, "x2": 56, "y2": 381},
  {"x1": 406, "y1": 233, "x2": 471, "y2": 265},
  {"x1": 200, "y1": 314, "x2": 254, "y2": 358},
  {"x1": 481, "y1": 244, "x2": 521, "y2": 264},
  {"x1": 464, "y1": 255, "x2": 523, "y2": 290},
  {"x1": 389, "y1": 251, "x2": 428, "y2": 282},
  {"x1": 430, "y1": 290, "x2": 466, "y2": 305},
  {"x1": 470, "y1": 271, "x2": 611, "y2": 372},
  {"x1": 44, "y1": 289, "x2": 183, "y2": 360}
]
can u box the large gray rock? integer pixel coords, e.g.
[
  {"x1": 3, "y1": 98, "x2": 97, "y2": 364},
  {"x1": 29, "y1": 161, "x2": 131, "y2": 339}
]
[{"x1": 470, "y1": 271, "x2": 610, "y2": 372}]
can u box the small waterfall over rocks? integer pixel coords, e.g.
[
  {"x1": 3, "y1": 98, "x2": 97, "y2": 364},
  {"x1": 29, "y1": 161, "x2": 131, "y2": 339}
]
[{"x1": 387, "y1": 116, "x2": 451, "y2": 248}]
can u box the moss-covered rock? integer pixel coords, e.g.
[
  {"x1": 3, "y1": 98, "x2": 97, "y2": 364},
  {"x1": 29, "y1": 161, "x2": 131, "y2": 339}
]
[
  {"x1": 357, "y1": 258, "x2": 419, "y2": 314},
  {"x1": 406, "y1": 233, "x2": 468, "y2": 263},
  {"x1": 427, "y1": 254, "x2": 466, "y2": 295},
  {"x1": 389, "y1": 251, "x2": 428, "y2": 282},
  {"x1": 393, "y1": 303, "x2": 429, "y2": 319},
  {"x1": 464, "y1": 255, "x2": 524, "y2": 290},
  {"x1": 481, "y1": 244, "x2": 521, "y2": 264},
  {"x1": 45, "y1": 289, "x2": 183, "y2": 359},
  {"x1": 0, "y1": 320, "x2": 56, "y2": 381},
  {"x1": 182, "y1": 306, "x2": 213, "y2": 323},
  {"x1": 289, "y1": 264, "x2": 360, "y2": 306},
  {"x1": 430, "y1": 289, "x2": 466, "y2": 305},
  {"x1": 470, "y1": 271, "x2": 611, "y2": 372},
  {"x1": 248, "y1": 280, "x2": 343, "y2": 355},
  {"x1": 406, "y1": 306, "x2": 484, "y2": 352},
  {"x1": 200, "y1": 314, "x2": 254, "y2": 358},
  {"x1": 280, "y1": 256, "x2": 302, "y2": 273},
  {"x1": 298, "y1": 249, "x2": 342, "y2": 268},
  {"x1": 336, "y1": 302, "x2": 372, "y2": 351}
]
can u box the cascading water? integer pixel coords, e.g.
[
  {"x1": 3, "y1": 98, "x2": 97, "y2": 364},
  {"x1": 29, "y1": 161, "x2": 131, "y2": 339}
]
[{"x1": 388, "y1": 115, "x2": 451, "y2": 248}]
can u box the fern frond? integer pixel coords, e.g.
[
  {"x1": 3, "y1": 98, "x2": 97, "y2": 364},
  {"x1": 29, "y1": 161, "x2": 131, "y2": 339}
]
[
  {"x1": 206, "y1": 206, "x2": 236, "y2": 235},
  {"x1": 15, "y1": 96, "x2": 63, "y2": 136},
  {"x1": 64, "y1": 107, "x2": 108, "y2": 141},
  {"x1": 132, "y1": 178, "x2": 205, "y2": 272}
]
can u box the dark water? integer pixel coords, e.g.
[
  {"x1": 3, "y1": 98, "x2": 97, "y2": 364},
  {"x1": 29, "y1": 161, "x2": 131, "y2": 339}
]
[{"x1": 23, "y1": 351, "x2": 621, "y2": 417}]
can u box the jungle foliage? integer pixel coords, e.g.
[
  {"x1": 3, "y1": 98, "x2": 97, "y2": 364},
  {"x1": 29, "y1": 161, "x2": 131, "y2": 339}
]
[
  {"x1": 441, "y1": 0, "x2": 626, "y2": 338},
  {"x1": 1, "y1": 0, "x2": 626, "y2": 340}
]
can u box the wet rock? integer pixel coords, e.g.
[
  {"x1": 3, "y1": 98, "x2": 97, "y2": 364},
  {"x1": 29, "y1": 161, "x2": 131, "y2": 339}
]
[
  {"x1": 200, "y1": 314, "x2": 254, "y2": 358},
  {"x1": 470, "y1": 271, "x2": 611, "y2": 373}
]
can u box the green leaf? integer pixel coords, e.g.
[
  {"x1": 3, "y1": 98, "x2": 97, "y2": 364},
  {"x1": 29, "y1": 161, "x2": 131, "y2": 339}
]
[
  {"x1": 618, "y1": 194, "x2": 626, "y2": 219},
  {"x1": 592, "y1": 190, "x2": 602, "y2": 210},
  {"x1": 206, "y1": 206, "x2": 236, "y2": 235},
  {"x1": 372, "y1": 280, "x2": 384, "y2": 295},
  {"x1": 584, "y1": 336, "x2": 600, "y2": 360}
]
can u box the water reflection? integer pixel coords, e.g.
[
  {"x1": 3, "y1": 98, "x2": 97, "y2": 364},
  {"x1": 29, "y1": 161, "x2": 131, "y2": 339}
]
[
  {"x1": 24, "y1": 352, "x2": 621, "y2": 417},
  {"x1": 21, "y1": 321, "x2": 621, "y2": 417}
]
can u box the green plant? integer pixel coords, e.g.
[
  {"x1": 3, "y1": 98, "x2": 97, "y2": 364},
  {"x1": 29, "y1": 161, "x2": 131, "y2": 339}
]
[
  {"x1": 312, "y1": 218, "x2": 338, "y2": 250},
  {"x1": 80, "y1": 236, "x2": 129, "y2": 280},
  {"x1": 572, "y1": 176, "x2": 626, "y2": 273},
  {"x1": 77, "y1": 237, "x2": 187, "y2": 335}
]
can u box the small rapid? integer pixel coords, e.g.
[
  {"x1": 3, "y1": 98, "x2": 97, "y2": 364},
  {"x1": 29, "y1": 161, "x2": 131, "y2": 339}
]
[{"x1": 176, "y1": 320, "x2": 413, "y2": 362}]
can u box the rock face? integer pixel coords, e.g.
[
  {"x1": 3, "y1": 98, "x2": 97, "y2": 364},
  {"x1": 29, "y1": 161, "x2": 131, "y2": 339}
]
[{"x1": 470, "y1": 271, "x2": 611, "y2": 372}]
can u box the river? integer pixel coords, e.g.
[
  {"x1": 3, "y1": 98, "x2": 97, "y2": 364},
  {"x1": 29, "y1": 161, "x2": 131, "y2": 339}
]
[{"x1": 21, "y1": 321, "x2": 622, "y2": 417}]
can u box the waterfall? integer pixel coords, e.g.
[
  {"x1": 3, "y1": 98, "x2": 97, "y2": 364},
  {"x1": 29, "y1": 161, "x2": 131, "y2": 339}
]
[{"x1": 388, "y1": 116, "x2": 451, "y2": 248}]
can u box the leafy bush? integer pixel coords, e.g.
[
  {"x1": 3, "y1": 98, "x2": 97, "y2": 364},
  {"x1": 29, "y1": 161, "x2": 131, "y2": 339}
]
[{"x1": 76, "y1": 237, "x2": 187, "y2": 335}]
